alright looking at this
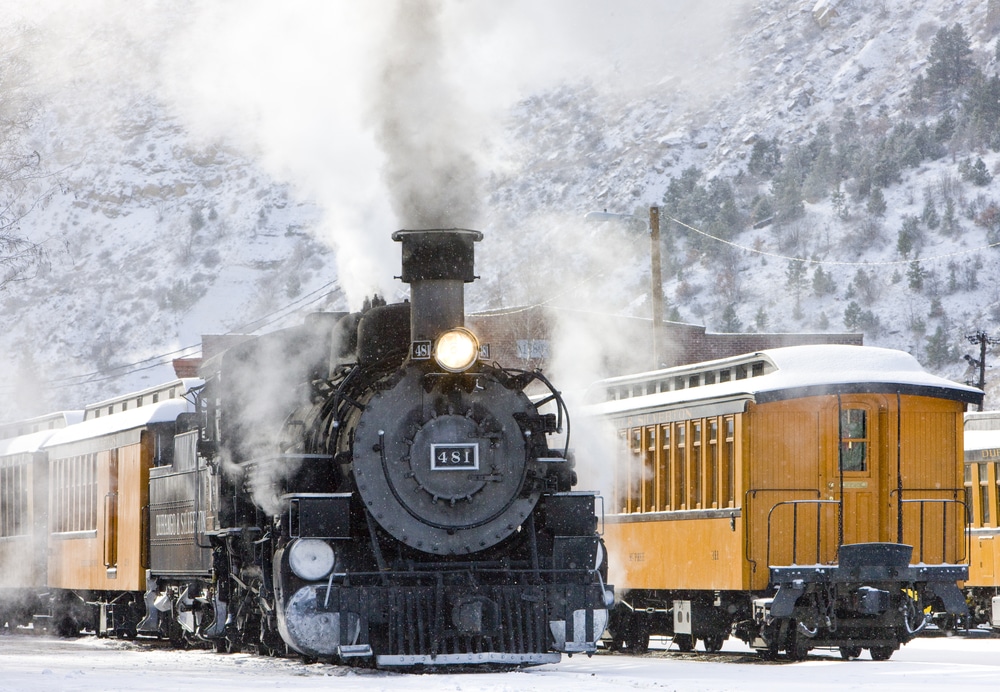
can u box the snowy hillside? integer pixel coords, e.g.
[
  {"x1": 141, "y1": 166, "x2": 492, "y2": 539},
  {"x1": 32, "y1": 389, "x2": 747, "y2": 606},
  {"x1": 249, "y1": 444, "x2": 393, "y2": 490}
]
[
  {"x1": 476, "y1": 0, "x2": 1000, "y2": 409},
  {"x1": 2, "y1": 0, "x2": 1000, "y2": 421}
]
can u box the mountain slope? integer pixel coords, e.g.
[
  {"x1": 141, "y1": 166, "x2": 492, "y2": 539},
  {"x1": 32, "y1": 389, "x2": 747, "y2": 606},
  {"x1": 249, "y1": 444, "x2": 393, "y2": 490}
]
[{"x1": 1, "y1": 0, "x2": 999, "y2": 420}]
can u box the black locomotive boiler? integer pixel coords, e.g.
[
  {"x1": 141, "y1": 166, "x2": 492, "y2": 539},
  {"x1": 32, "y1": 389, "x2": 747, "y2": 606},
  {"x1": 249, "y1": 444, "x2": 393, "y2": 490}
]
[{"x1": 143, "y1": 229, "x2": 612, "y2": 666}]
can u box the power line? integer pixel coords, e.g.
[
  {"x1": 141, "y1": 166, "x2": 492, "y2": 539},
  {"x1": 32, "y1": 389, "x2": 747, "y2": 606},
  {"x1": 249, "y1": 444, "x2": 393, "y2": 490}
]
[
  {"x1": 10, "y1": 207, "x2": 998, "y2": 396},
  {"x1": 666, "y1": 212, "x2": 1000, "y2": 266},
  {"x1": 1, "y1": 280, "x2": 342, "y2": 394},
  {"x1": 476, "y1": 208, "x2": 1000, "y2": 319}
]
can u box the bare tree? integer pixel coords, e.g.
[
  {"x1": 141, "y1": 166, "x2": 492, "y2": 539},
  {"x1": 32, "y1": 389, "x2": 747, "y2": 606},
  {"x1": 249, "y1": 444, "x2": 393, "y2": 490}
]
[
  {"x1": 0, "y1": 38, "x2": 50, "y2": 290},
  {"x1": 1, "y1": 229, "x2": 43, "y2": 288}
]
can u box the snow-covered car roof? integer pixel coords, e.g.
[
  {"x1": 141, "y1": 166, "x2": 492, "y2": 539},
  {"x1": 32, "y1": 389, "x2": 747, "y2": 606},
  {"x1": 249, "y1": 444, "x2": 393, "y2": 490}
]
[
  {"x1": 965, "y1": 429, "x2": 1000, "y2": 453},
  {"x1": 586, "y1": 344, "x2": 982, "y2": 417},
  {"x1": 43, "y1": 399, "x2": 193, "y2": 449},
  {"x1": 0, "y1": 411, "x2": 85, "y2": 456}
]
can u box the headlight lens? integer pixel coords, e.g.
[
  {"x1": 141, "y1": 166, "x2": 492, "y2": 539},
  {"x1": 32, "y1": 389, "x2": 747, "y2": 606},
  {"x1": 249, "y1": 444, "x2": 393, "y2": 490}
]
[
  {"x1": 288, "y1": 539, "x2": 336, "y2": 581},
  {"x1": 434, "y1": 328, "x2": 480, "y2": 372}
]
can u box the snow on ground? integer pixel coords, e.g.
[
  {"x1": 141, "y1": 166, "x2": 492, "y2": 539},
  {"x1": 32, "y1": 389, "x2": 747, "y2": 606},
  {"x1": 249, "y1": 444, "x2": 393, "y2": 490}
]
[{"x1": 2, "y1": 631, "x2": 999, "y2": 692}]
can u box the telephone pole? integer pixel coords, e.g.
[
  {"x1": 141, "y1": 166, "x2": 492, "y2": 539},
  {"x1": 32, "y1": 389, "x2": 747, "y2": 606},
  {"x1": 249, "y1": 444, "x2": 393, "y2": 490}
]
[
  {"x1": 966, "y1": 330, "x2": 999, "y2": 411},
  {"x1": 649, "y1": 207, "x2": 664, "y2": 370},
  {"x1": 584, "y1": 207, "x2": 666, "y2": 371}
]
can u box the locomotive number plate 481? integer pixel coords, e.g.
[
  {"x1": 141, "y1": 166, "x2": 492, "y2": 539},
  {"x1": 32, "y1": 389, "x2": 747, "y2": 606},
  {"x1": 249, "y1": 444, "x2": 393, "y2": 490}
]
[{"x1": 431, "y1": 443, "x2": 479, "y2": 470}]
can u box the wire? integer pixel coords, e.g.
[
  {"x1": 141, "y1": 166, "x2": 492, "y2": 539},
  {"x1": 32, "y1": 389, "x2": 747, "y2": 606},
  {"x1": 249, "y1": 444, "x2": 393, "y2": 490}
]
[
  {"x1": 475, "y1": 208, "x2": 1000, "y2": 320},
  {"x1": 665, "y1": 212, "x2": 1000, "y2": 266},
  {"x1": 1, "y1": 280, "x2": 342, "y2": 394},
  {"x1": 11, "y1": 207, "x2": 996, "y2": 396}
]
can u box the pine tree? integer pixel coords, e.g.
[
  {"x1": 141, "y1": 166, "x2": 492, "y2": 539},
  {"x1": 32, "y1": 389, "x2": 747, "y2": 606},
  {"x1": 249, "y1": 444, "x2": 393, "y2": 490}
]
[
  {"x1": 844, "y1": 301, "x2": 863, "y2": 330},
  {"x1": 866, "y1": 187, "x2": 887, "y2": 217},
  {"x1": 812, "y1": 266, "x2": 836, "y2": 296},
  {"x1": 935, "y1": 113, "x2": 956, "y2": 143},
  {"x1": 946, "y1": 261, "x2": 959, "y2": 293},
  {"x1": 852, "y1": 268, "x2": 880, "y2": 306},
  {"x1": 831, "y1": 184, "x2": 849, "y2": 220},
  {"x1": 907, "y1": 260, "x2": 925, "y2": 291},
  {"x1": 772, "y1": 169, "x2": 805, "y2": 223},
  {"x1": 925, "y1": 23, "x2": 976, "y2": 94},
  {"x1": 897, "y1": 227, "x2": 914, "y2": 257},
  {"x1": 963, "y1": 73, "x2": 1000, "y2": 147},
  {"x1": 748, "y1": 137, "x2": 781, "y2": 178},
  {"x1": 942, "y1": 197, "x2": 958, "y2": 236},
  {"x1": 834, "y1": 108, "x2": 862, "y2": 179},
  {"x1": 925, "y1": 325, "x2": 954, "y2": 368},
  {"x1": 922, "y1": 195, "x2": 940, "y2": 229},
  {"x1": 754, "y1": 306, "x2": 768, "y2": 330},
  {"x1": 786, "y1": 260, "x2": 808, "y2": 293},
  {"x1": 720, "y1": 304, "x2": 743, "y2": 332},
  {"x1": 971, "y1": 158, "x2": 993, "y2": 186}
]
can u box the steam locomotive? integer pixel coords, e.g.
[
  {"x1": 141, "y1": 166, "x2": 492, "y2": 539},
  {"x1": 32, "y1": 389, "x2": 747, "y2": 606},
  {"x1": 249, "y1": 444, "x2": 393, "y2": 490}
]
[{"x1": 0, "y1": 229, "x2": 612, "y2": 667}]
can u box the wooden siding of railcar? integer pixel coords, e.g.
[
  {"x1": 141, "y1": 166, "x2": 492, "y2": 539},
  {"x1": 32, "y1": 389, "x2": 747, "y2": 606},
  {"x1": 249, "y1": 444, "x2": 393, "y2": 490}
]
[
  {"x1": 896, "y1": 396, "x2": 965, "y2": 565},
  {"x1": 605, "y1": 513, "x2": 745, "y2": 591},
  {"x1": 605, "y1": 392, "x2": 966, "y2": 594},
  {"x1": 966, "y1": 456, "x2": 1000, "y2": 587},
  {"x1": 46, "y1": 434, "x2": 151, "y2": 592},
  {"x1": 744, "y1": 394, "x2": 965, "y2": 591},
  {"x1": 0, "y1": 451, "x2": 47, "y2": 589},
  {"x1": 743, "y1": 398, "x2": 827, "y2": 591},
  {"x1": 968, "y1": 529, "x2": 1000, "y2": 587},
  {"x1": 605, "y1": 412, "x2": 748, "y2": 592}
]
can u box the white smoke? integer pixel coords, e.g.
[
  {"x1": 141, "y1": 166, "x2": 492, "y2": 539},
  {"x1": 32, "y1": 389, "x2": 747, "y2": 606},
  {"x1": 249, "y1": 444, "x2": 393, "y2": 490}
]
[
  {"x1": 2, "y1": 0, "x2": 748, "y2": 308},
  {"x1": 0, "y1": 0, "x2": 752, "y2": 519}
]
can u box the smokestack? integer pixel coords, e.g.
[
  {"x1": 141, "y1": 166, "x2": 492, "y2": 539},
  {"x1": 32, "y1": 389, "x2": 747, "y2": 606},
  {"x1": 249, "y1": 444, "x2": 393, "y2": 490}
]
[{"x1": 391, "y1": 229, "x2": 483, "y2": 342}]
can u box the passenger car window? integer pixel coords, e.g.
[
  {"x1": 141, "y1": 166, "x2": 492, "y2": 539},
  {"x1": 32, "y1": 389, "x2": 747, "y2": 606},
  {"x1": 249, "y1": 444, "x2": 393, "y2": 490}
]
[{"x1": 839, "y1": 408, "x2": 867, "y2": 472}]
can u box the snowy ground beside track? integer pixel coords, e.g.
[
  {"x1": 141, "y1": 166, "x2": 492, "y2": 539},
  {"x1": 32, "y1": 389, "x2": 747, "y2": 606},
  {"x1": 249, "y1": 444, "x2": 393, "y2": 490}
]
[{"x1": 1, "y1": 629, "x2": 999, "y2": 691}]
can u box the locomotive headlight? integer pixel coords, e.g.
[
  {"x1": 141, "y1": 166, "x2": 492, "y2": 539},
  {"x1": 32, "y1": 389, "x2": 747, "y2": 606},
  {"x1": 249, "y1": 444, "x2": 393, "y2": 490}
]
[
  {"x1": 288, "y1": 539, "x2": 336, "y2": 581},
  {"x1": 434, "y1": 328, "x2": 480, "y2": 372}
]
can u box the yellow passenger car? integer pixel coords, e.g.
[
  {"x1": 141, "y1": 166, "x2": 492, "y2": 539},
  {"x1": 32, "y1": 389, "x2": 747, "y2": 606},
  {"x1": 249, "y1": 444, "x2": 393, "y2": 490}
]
[
  {"x1": 964, "y1": 410, "x2": 1000, "y2": 629},
  {"x1": 0, "y1": 412, "x2": 82, "y2": 628},
  {"x1": 585, "y1": 345, "x2": 981, "y2": 660},
  {"x1": 41, "y1": 380, "x2": 199, "y2": 636}
]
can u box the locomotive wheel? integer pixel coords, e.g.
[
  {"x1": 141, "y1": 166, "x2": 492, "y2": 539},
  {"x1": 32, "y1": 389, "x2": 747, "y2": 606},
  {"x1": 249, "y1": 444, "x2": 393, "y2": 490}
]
[
  {"x1": 213, "y1": 637, "x2": 236, "y2": 654},
  {"x1": 673, "y1": 634, "x2": 694, "y2": 652},
  {"x1": 703, "y1": 633, "x2": 725, "y2": 653},
  {"x1": 756, "y1": 641, "x2": 780, "y2": 660},
  {"x1": 786, "y1": 638, "x2": 810, "y2": 661},
  {"x1": 869, "y1": 646, "x2": 895, "y2": 661},
  {"x1": 116, "y1": 625, "x2": 138, "y2": 640},
  {"x1": 839, "y1": 645, "x2": 863, "y2": 660},
  {"x1": 55, "y1": 616, "x2": 81, "y2": 638},
  {"x1": 626, "y1": 627, "x2": 650, "y2": 654}
]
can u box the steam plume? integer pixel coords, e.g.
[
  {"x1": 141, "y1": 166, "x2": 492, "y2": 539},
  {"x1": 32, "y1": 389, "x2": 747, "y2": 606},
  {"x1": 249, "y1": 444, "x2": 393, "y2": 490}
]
[{"x1": 372, "y1": 0, "x2": 481, "y2": 229}]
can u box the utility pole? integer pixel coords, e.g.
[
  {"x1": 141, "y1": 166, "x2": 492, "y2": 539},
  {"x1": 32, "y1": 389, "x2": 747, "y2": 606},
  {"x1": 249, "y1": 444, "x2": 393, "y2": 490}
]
[
  {"x1": 649, "y1": 206, "x2": 664, "y2": 371},
  {"x1": 966, "y1": 330, "x2": 999, "y2": 411},
  {"x1": 584, "y1": 207, "x2": 667, "y2": 371}
]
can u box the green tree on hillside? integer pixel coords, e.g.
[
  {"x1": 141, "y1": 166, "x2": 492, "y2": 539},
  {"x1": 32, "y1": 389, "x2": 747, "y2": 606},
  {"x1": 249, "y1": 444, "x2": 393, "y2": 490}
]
[{"x1": 925, "y1": 23, "x2": 976, "y2": 94}]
